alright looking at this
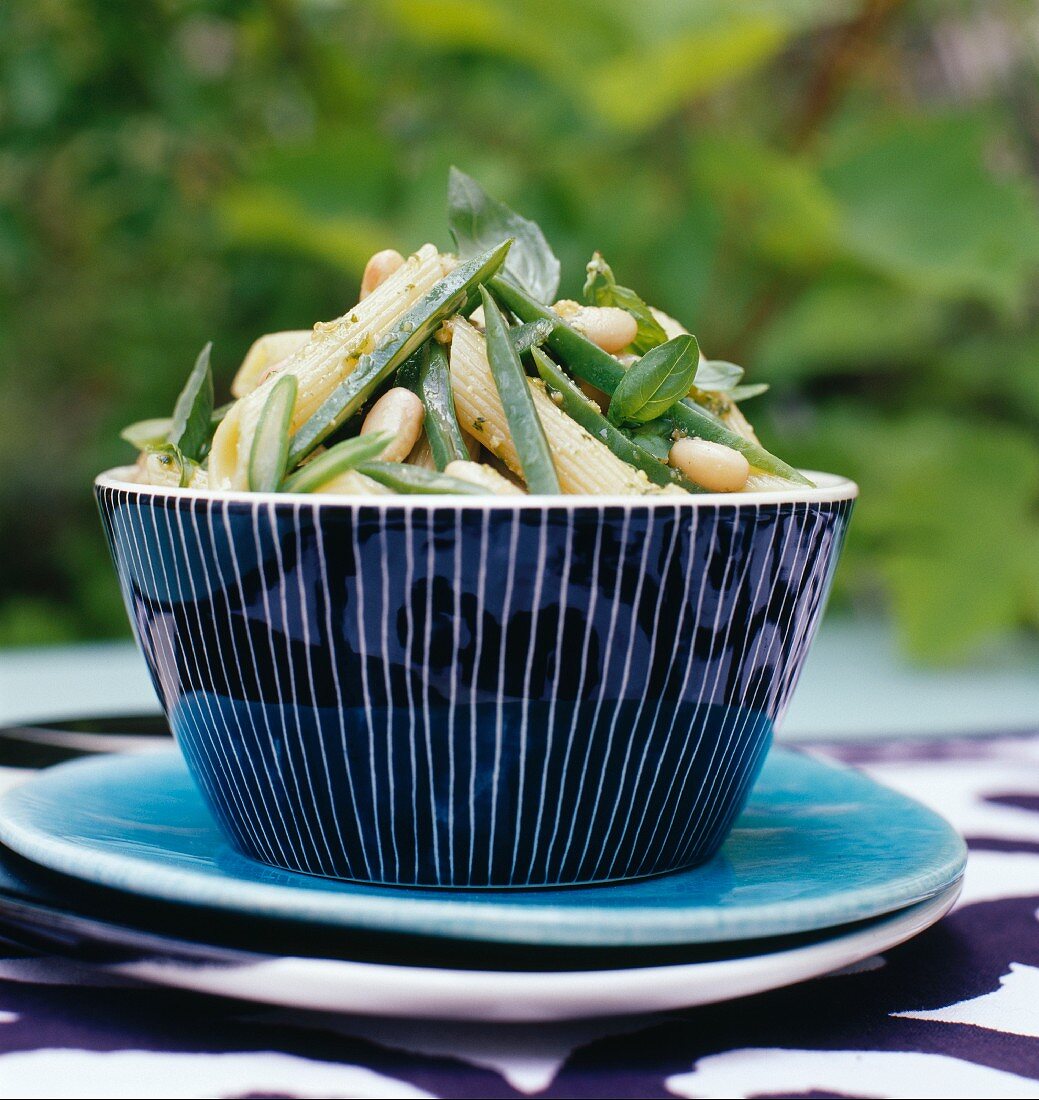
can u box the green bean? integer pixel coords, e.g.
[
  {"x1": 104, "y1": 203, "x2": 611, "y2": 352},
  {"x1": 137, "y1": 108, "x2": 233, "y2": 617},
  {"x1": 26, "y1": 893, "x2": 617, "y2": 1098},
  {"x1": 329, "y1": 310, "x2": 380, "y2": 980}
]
[
  {"x1": 531, "y1": 348, "x2": 706, "y2": 493},
  {"x1": 394, "y1": 348, "x2": 422, "y2": 391},
  {"x1": 288, "y1": 240, "x2": 512, "y2": 466},
  {"x1": 488, "y1": 276, "x2": 811, "y2": 486},
  {"x1": 281, "y1": 431, "x2": 393, "y2": 493},
  {"x1": 356, "y1": 461, "x2": 494, "y2": 496},
  {"x1": 478, "y1": 286, "x2": 561, "y2": 495},
  {"x1": 248, "y1": 375, "x2": 298, "y2": 492},
  {"x1": 417, "y1": 341, "x2": 468, "y2": 470}
]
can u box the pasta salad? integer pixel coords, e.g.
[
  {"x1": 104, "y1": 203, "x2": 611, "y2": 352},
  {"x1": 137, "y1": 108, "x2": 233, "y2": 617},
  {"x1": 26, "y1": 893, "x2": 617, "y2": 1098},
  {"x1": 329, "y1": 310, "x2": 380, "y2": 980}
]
[{"x1": 119, "y1": 170, "x2": 811, "y2": 498}]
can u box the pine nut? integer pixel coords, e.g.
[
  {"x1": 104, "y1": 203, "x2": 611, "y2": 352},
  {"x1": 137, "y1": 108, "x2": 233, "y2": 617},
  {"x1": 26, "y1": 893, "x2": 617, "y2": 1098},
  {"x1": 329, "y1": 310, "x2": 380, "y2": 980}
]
[
  {"x1": 360, "y1": 249, "x2": 405, "y2": 299},
  {"x1": 668, "y1": 437, "x2": 750, "y2": 493},
  {"x1": 360, "y1": 387, "x2": 424, "y2": 462}
]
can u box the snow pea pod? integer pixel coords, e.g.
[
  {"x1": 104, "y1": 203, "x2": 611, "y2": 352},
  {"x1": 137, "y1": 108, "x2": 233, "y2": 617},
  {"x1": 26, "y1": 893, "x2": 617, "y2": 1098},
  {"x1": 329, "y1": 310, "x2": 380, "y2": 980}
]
[
  {"x1": 417, "y1": 341, "x2": 469, "y2": 470},
  {"x1": 356, "y1": 461, "x2": 494, "y2": 496},
  {"x1": 280, "y1": 432, "x2": 393, "y2": 493},
  {"x1": 248, "y1": 375, "x2": 298, "y2": 492}
]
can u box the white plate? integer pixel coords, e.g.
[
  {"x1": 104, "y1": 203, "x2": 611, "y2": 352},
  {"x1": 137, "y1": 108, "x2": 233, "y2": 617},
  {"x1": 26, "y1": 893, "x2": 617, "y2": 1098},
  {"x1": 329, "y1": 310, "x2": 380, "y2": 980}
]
[{"x1": 109, "y1": 881, "x2": 959, "y2": 1022}]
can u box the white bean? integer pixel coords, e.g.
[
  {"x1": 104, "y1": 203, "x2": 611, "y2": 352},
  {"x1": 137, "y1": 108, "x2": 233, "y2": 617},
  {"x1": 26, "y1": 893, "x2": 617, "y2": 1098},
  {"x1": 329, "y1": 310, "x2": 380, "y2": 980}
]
[
  {"x1": 556, "y1": 303, "x2": 638, "y2": 354},
  {"x1": 668, "y1": 437, "x2": 750, "y2": 493},
  {"x1": 360, "y1": 248, "x2": 405, "y2": 299},
  {"x1": 360, "y1": 387, "x2": 424, "y2": 462}
]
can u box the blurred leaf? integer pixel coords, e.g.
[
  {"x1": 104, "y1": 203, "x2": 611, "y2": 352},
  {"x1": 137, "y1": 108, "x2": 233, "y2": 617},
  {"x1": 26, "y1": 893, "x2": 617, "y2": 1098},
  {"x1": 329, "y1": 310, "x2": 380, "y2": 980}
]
[
  {"x1": 380, "y1": 0, "x2": 846, "y2": 132},
  {"x1": 939, "y1": 331, "x2": 1039, "y2": 424},
  {"x1": 754, "y1": 279, "x2": 946, "y2": 381},
  {"x1": 376, "y1": 0, "x2": 608, "y2": 90},
  {"x1": 645, "y1": 201, "x2": 724, "y2": 332},
  {"x1": 786, "y1": 409, "x2": 1039, "y2": 661},
  {"x1": 219, "y1": 185, "x2": 388, "y2": 273},
  {"x1": 245, "y1": 129, "x2": 397, "y2": 217},
  {"x1": 823, "y1": 115, "x2": 1039, "y2": 314},
  {"x1": 692, "y1": 135, "x2": 841, "y2": 267},
  {"x1": 586, "y1": 17, "x2": 787, "y2": 132},
  {"x1": 0, "y1": 597, "x2": 79, "y2": 647}
]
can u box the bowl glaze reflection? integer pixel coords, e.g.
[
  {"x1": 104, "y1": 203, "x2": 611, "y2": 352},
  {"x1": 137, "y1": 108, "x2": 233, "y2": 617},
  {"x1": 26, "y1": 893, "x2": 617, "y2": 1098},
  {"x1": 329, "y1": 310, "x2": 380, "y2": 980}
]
[{"x1": 96, "y1": 471, "x2": 855, "y2": 888}]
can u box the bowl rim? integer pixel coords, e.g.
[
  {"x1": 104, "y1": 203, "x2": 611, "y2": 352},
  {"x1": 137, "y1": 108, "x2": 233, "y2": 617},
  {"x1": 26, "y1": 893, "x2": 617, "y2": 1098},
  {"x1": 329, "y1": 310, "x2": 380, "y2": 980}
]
[{"x1": 95, "y1": 466, "x2": 858, "y2": 509}]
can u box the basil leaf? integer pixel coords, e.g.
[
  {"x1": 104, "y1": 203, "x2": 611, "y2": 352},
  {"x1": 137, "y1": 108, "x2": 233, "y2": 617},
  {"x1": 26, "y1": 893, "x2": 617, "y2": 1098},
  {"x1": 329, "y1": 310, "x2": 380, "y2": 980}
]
[
  {"x1": 691, "y1": 358, "x2": 769, "y2": 403},
  {"x1": 583, "y1": 252, "x2": 667, "y2": 354},
  {"x1": 121, "y1": 402, "x2": 231, "y2": 453},
  {"x1": 121, "y1": 417, "x2": 176, "y2": 451},
  {"x1": 167, "y1": 342, "x2": 214, "y2": 462},
  {"x1": 447, "y1": 167, "x2": 560, "y2": 303},
  {"x1": 694, "y1": 359, "x2": 744, "y2": 392},
  {"x1": 624, "y1": 418, "x2": 673, "y2": 462},
  {"x1": 695, "y1": 359, "x2": 744, "y2": 391},
  {"x1": 607, "y1": 335, "x2": 700, "y2": 426},
  {"x1": 728, "y1": 382, "x2": 770, "y2": 402},
  {"x1": 691, "y1": 360, "x2": 769, "y2": 403}
]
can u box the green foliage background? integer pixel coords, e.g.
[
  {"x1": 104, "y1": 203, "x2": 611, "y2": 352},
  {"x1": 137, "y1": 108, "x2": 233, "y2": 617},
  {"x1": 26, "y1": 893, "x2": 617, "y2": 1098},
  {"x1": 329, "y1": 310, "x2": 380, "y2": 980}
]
[{"x1": 2, "y1": 0, "x2": 1038, "y2": 661}]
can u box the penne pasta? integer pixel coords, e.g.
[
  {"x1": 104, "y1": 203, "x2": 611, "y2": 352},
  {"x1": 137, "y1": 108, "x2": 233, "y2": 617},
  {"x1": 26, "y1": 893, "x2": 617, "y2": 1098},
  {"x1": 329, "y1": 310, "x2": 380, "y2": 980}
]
[
  {"x1": 210, "y1": 244, "x2": 452, "y2": 490},
  {"x1": 443, "y1": 459, "x2": 526, "y2": 495},
  {"x1": 312, "y1": 469, "x2": 393, "y2": 496},
  {"x1": 135, "y1": 451, "x2": 209, "y2": 490},
  {"x1": 231, "y1": 330, "x2": 311, "y2": 398},
  {"x1": 405, "y1": 431, "x2": 438, "y2": 470}
]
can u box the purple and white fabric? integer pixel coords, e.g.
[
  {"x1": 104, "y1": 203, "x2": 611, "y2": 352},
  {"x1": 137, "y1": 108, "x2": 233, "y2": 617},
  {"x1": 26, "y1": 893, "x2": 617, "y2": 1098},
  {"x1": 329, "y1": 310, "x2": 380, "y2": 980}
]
[{"x1": 1, "y1": 731, "x2": 1038, "y2": 1099}]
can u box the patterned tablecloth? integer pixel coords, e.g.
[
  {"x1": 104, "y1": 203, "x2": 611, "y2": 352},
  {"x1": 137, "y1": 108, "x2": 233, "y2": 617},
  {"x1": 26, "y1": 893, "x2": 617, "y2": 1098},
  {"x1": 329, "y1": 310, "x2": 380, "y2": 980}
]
[{"x1": 2, "y1": 730, "x2": 1039, "y2": 1099}]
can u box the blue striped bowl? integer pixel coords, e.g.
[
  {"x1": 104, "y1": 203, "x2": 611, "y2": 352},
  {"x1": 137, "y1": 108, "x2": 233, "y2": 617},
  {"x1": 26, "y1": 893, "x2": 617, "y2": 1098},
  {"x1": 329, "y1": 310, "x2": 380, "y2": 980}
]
[{"x1": 96, "y1": 469, "x2": 856, "y2": 888}]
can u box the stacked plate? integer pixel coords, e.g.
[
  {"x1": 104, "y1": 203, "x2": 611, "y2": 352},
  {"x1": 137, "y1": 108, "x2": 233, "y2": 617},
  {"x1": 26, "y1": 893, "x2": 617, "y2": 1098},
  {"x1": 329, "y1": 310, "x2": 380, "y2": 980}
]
[{"x1": 0, "y1": 717, "x2": 965, "y2": 1022}]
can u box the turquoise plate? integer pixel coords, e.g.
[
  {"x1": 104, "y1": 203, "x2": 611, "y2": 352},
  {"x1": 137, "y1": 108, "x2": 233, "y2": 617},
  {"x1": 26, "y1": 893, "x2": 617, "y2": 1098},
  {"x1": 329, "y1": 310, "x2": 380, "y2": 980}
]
[{"x1": 0, "y1": 748, "x2": 965, "y2": 947}]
